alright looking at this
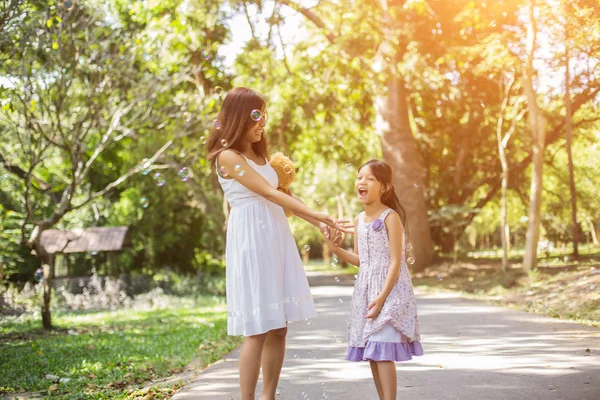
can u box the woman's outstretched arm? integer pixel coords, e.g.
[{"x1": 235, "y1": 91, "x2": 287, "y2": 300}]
[{"x1": 218, "y1": 150, "x2": 343, "y2": 230}]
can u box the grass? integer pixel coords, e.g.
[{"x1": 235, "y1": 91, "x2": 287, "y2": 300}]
[{"x1": 0, "y1": 295, "x2": 242, "y2": 399}]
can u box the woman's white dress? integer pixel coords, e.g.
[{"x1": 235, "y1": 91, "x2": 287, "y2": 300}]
[{"x1": 217, "y1": 156, "x2": 316, "y2": 336}]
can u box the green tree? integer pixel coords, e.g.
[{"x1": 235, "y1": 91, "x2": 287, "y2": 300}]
[{"x1": 0, "y1": 0, "x2": 201, "y2": 328}]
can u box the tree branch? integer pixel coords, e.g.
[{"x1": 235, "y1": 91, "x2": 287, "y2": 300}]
[
  {"x1": 275, "y1": 0, "x2": 337, "y2": 44},
  {"x1": 0, "y1": 151, "x2": 52, "y2": 191},
  {"x1": 243, "y1": 2, "x2": 259, "y2": 42},
  {"x1": 71, "y1": 139, "x2": 173, "y2": 211}
]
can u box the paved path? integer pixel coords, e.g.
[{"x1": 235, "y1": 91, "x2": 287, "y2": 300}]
[{"x1": 173, "y1": 279, "x2": 600, "y2": 400}]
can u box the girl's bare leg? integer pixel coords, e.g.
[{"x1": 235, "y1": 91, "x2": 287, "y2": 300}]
[
  {"x1": 376, "y1": 361, "x2": 397, "y2": 400},
  {"x1": 369, "y1": 360, "x2": 384, "y2": 399}
]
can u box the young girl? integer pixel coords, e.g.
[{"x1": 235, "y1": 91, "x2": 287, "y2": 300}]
[
  {"x1": 207, "y1": 87, "x2": 350, "y2": 400},
  {"x1": 325, "y1": 159, "x2": 424, "y2": 400}
]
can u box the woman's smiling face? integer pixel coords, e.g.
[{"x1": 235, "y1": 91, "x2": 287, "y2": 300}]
[{"x1": 248, "y1": 108, "x2": 267, "y2": 143}]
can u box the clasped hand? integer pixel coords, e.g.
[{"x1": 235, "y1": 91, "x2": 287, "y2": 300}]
[{"x1": 319, "y1": 223, "x2": 347, "y2": 246}]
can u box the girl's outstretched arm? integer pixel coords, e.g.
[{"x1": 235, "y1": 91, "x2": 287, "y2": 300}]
[
  {"x1": 218, "y1": 150, "x2": 340, "y2": 230},
  {"x1": 366, "y1": 211, "x2": 403, "y2": 319},
  {"x1": 325, "y1": 216, "x2": 360, "y2": 267}
]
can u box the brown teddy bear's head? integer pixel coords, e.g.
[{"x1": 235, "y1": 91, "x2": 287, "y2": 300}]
[{"x1": 269, "y1": 152, "x2": 296, "y2": 191}]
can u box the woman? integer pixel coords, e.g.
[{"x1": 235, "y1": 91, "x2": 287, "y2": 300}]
[{"x1": 207, "y1": 87, "x2": 350, "y2": 399}]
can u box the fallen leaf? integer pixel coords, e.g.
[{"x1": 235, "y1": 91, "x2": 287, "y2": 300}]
[{"x1": 48, "y1": 384, "x2": 59, "y2": 393}]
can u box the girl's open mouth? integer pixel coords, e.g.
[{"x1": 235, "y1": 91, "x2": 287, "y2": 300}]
[{"x1": 358, "y1": 187, "x2": 368, "y2": 198}]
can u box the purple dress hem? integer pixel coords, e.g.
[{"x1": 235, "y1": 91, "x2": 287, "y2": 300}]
[{"x1": 346, "y1": 340, "x2": 424, "y2": 362}]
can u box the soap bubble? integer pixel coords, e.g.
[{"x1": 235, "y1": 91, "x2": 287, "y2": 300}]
[
  {"x1": 213, "y1": 120, "x2": 222, "y2": 130},
  {"x1": 303, "y1": 245, "x2": 310, "y2": 252},
  {"x1": 437, "y1": 274, "x2": 443, "y2": 281},
  {"x1": 153, "y1": 172, "x2": 165, "y2": 187},
  {"x1": 234, "y1": 164, "x2": 245, "y2": 176},
  {"x1": 201, "y1": 49, "x2": 210, "y2": 60},
  {"x1": 178, "y1": 167, "x2": 190, "y2": 181},
  {"x1": 220, "y1": 138, "x2": 228, "y2": 147},
  {"x1": 250, "y1": 109, "x2": 262, "y2": 121},
  {"x1": 140, "y1": 197, "x2": 150, "y2": 208},
  {"x1": 218, "y1": 166, "x2": 229, "y2": 178},
  {"x1": 34, "y1": 268, "x2": 44, "y2": 283}
]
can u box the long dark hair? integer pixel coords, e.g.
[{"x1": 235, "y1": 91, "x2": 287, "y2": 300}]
[
  {"x1": 207, "y1": 87, "x2": 269, "y2": 166},
  {"x1": 359, "y1": 159, "x2": 408, "y2": 238}
]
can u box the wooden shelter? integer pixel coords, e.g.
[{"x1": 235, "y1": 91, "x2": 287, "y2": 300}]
[
  {"x1": 40, "y1": 227, "x2": 130, "y2": 276},
  {"x1": 40, "y1": 227, "x2": 129, "y2": 254}
]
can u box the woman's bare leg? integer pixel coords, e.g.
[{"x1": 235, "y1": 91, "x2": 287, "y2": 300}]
[
  {"x1": 260, "y1": 326, "x2": 288, "y2": 399},
  {"x1": 239, "y1": 333, "x2": 268, "y2": 399}
]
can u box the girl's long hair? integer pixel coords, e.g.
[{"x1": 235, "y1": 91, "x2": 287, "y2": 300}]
[
  {"x1": 359, "y1": 159, "x2": 408, "y2": 238},
  {"x1": 207, "y1": 87, "x2": 269, "y2": 166}
]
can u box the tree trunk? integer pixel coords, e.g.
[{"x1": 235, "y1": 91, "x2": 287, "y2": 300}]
[
  {"x1": 590, "y1": 221, "x2": 599, "y2": 246},
  {"x1": 496, "y1": 75, "x2": 515, "y2": 271},
  {"x1": 376, "y1": 5, "x2": 434, "y2": 270},
  {"x1": 322, "y1": 242, "x2": 330, "y2": 267},
  {"x1": 452, "y1": 229, "x2": 459, "y2": 264},
  {"x1": 276, "y1": 0, "x2": 434, "y2": 270},
  {"x1": 522, "y1": 0, "x2": 547, "y2": 271},
  {"x1": 378, "y1": 78, "x2": 434, "y2": 271},
  {"x1": 564, "y1": 17, "x2": 579, "y2": 258},
  {"x1": 468, "y1": 230, "x2": 476, "y2": 249},
  {"x1": 38, "y1": 244, "x2": 55, "y2": 330},
  {"x1": 301, "y1": 248, "x2": 309, "y2": 265}
]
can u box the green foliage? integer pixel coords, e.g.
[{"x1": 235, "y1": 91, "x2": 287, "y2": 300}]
[
  {"x1": 0, "y1": 0, "x2": 230, "y2": 279},
  {"x1": 1, "y1": 0, "x2": 600, "y2": 282},
  {"x1": 0, "y1": 295, "x2": 241, "y2": 398}
]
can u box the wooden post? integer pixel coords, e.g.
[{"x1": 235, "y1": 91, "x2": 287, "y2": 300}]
[
  {"x1": 109, "y1": 252, "x2": 118, "y2": 276},
  {"x1": 41, "y1": 251, "x2": 55, "y2": 329}
]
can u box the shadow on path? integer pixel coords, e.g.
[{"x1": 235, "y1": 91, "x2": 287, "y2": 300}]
[{"x1": 173, "y1": 283, "x2": 599, "y2": 400}]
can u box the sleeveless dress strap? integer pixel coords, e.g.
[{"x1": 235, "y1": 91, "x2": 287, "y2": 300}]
[
  {"x1": 380, "y1": 208, "x2": 406, "y2": 247},
  {"x1": 379, "y1": 208, "x2": 394, "y2": 221}
]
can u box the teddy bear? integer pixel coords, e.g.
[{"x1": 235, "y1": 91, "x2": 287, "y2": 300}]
[{"x1": 269, "y1": 152, "x2": 296, "y2": 217}]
